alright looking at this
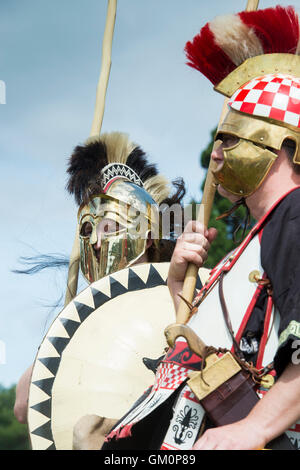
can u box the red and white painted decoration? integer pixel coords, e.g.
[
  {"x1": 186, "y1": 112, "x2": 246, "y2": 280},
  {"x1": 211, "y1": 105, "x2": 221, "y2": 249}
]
[{"x1": 229, "y1": 74, "x2": 300, "y2": 129}]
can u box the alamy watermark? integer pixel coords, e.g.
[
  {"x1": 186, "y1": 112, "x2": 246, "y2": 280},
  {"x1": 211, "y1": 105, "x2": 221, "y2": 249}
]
[
  {"x1": 291, "y1": 340, "x2": 300, "y2": 365},
  {"x1": 79, "y1": 202, "x2": 206, "y2": 241},
  {"x1": 0, "y1": 80, "x2": 6, "y2": 104},
  {"x1": 0, "y1": 340, "x2": 6, "y2": 365}
]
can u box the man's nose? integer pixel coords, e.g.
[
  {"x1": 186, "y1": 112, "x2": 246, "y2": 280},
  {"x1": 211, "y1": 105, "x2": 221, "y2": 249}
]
[{"x1": 211, "y1": 139, "x2": 224, "y2": 164}]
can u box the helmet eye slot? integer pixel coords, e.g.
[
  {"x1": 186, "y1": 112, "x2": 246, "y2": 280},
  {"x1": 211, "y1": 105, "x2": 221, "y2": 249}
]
[
  {"x1": 80, "y1": 221, "x2": 93, "y2": 238},
  {"x1": 216, "y1": 133, "x2": 240, "y2": 150}
]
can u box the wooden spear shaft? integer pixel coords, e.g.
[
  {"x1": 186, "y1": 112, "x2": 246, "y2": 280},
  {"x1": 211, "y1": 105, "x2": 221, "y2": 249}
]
[
  {"x1": 175, "y1": 0, "x2": 260, "y2": 324},
  {"x1": 90, "y1": 0, "x2": 117, "y2": 137},
  {"x1": 64, "y1": 0, "x2": 117, "y2": 307}
]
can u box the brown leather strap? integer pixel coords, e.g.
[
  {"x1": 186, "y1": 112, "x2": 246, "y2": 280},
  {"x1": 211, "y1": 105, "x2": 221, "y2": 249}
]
[
  {"x1": 215, "y1": 198, "x2": 246, "y2": 220},
  {"x1": 218, "y1": 271, "x2": 244, "y2": 358},
  {"x1": 216, "y1": 198, "x2": 251, "y2": 244}
]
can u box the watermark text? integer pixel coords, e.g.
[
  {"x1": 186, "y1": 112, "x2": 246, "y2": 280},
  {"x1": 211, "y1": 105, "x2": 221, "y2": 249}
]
[
  {"x1": 0, "y1": 341, "x2": 6, "y2": 365},
  {"x1": 0, "y1": 80, "x2": 6, "y2": 104}
]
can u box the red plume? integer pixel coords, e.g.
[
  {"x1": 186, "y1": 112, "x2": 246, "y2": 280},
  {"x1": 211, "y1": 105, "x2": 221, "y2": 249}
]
[
  {"x1": 239, "y1": 6, "x2": 299, "y2": 54},
  {"x1": 185, "y1": 5, "x2": 300, "y2": 86},
  {"x1": 185, "y1": 24, "x2": 236, "y2": 85}
]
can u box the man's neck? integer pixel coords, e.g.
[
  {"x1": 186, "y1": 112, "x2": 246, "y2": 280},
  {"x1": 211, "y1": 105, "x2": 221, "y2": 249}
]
[
  {"x1": 246, "y1": 178, "x2": 300, "y2": 221},
  {"x1": 245, "y1": 150, "x2": 300, "y2": 221}
]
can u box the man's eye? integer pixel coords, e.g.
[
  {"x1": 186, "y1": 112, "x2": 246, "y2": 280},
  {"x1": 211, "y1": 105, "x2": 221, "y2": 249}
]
[
  {"x1": 80, "y1": 222, "x2": 93, "y2": 237},
  {"x1": 223, "y1": 136, "x2": 239, "y2": 148},
  {"x1": 216, "y1": 133, "x2": 239, "y2": 148}
]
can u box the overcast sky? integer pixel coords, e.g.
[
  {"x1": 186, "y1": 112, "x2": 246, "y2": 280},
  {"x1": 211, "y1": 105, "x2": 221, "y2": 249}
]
[{"x1": 0, "y1": 0, "x2": 296, "y2": 387}]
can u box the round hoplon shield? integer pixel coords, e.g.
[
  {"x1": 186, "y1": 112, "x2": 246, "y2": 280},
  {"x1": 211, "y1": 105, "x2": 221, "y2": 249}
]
[{"x1": 27, "y1": 262, "x2": 209, "y2": 450}]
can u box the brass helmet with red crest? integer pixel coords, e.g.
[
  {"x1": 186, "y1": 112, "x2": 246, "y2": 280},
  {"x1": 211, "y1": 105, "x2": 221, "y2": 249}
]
[{"x1": 185, "y1": 5, "x2": 300, "y2": 197}]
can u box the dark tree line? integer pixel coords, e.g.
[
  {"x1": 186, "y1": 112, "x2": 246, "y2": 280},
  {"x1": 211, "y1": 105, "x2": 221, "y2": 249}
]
[{"x1": 0, "y1": 385, "x2": 30, "y2": 450}]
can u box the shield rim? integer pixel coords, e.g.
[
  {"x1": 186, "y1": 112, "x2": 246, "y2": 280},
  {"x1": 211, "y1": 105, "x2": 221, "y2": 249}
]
[{"x1": 27, "y1": 262, "x2": 205, "y2": 450}]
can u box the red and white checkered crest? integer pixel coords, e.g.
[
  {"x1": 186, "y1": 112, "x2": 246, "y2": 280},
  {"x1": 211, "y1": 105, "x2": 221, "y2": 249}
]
[{"x1": 229, "y1": 74, "x2": 300, "y2": 129}]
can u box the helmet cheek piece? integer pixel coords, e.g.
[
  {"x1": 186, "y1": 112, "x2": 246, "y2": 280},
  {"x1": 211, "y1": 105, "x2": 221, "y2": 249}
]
[
  {"x1": 213, "y1": 138, "x2": 277, "y2": 198},
  {"x1": 97, "y1": 228, "x2": 149, "y2": 280},
  {"x1": 79, "y1": 234, "x2": 100, "y2": 284},
  {"x1": 214, "y1": 106, "x2": 300, "y2": 197}
]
